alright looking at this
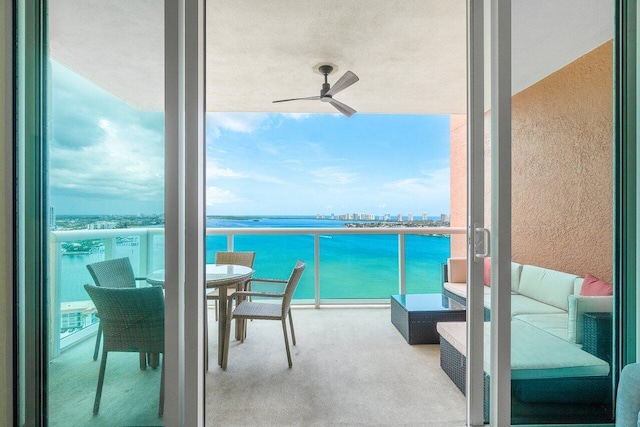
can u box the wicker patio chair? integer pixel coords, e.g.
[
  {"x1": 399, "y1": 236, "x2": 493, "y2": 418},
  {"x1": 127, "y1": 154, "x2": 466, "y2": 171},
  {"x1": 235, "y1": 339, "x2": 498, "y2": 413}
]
[
  {"x1": 223, "y1": 260, "x2": 305, "y2": 369},
  {"x1": 84, "y1": 284, "x2": 165, "y2": 416},
  {"x1": 207, "y1": 251, "x2": 256, "y2": 321},
  {"x1": 86, "y1": 257, "x2": 148, "y2": 365}
]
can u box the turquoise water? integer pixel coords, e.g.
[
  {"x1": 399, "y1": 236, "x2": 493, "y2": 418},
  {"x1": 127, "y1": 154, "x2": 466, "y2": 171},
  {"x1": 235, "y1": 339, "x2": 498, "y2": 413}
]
[{"x1": 58, "y1": 217, "x2": 450, "y2": 302}]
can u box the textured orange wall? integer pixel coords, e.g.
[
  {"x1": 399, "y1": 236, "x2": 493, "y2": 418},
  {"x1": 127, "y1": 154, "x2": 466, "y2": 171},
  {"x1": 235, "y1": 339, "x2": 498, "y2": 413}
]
[
  {"x1": 449, "y1": 41, "x2": 613, "y2": 283},
  {"x1": 449, "y1": 115, "x2": 467, "y2": 258},
  {"x1": 509, "y1": 41, "x2": 613, "y2": 282}
]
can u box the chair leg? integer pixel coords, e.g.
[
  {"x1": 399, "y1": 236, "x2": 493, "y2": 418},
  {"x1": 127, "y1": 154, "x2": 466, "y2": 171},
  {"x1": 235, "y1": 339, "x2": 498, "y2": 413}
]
[
  {"x1": 139, "y1": 352, "x2": 147, "y2": 370},
  {"x1": 282, "y1": 319, "x2": 292, "y2": 368},
  {"x1": 93, "y1": 351, "x2": 108, "y2": 414},
  {"x1": 288, "y1": 309, "x2": 296, "y2": 346},
  {"x1": 148, "y1": 352, "x2": 159, "y2": 369},
  {"x1": 222, "y1": 310, "x2": 233, "y2": 370},
  {"x1": 215, "y1": 299, "x2": 218, "y2": 322},
  {"x1": 93, "y1": 323, "x2": 102, "y2": 361},
  {"x1": 158, "y1": 355, "x2": 165, "y2": 418}
]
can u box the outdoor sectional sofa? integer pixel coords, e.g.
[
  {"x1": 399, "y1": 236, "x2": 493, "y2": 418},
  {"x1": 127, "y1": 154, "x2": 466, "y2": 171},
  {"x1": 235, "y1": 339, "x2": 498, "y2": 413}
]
[{"x1": 438, "y1": 257, "x2": 614, "y2": 424}]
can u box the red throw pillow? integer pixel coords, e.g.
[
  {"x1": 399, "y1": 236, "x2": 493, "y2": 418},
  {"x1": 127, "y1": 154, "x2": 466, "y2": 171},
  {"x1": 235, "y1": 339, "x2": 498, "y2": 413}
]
[
  {"x1": 580, "y1": 274, "x2": 613, "y2": 296},
  {"x1": 484, "y1": 257, "x2": 491, "y2": 287}
]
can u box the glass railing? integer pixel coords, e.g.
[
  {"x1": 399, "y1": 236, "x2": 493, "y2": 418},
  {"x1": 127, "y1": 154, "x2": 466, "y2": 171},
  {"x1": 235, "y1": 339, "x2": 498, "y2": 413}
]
[{"x1": 49, "y1": 226, "x2": 465, "y2": 354}]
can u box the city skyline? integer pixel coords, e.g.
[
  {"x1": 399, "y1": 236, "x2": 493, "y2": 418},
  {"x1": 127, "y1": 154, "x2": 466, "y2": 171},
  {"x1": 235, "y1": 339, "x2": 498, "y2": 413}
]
[{"x1": 50, "y1": 60, "x2": 451, "y2": 216}]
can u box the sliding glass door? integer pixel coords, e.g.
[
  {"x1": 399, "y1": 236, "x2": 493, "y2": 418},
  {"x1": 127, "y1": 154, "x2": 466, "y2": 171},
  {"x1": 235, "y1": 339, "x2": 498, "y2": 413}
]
[{"x1": 467, "y1": 0, "x2": 617, "y2": 425}]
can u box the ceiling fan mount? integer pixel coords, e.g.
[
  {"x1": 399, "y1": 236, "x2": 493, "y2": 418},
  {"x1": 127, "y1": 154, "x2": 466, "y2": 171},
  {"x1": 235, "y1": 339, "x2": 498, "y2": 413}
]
[
  {"x1": 272, "y1": 64, "x2": 359, "y2": 118},
  {"x1": 318, "y1": 64, "x2": 334, "y2": 75}
]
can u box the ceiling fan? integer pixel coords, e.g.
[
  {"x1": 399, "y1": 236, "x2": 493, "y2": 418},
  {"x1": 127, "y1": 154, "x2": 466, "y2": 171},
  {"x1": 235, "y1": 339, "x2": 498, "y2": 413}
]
[{"x1": 272, "y1": 65, "x2": 359, "y2": 118}]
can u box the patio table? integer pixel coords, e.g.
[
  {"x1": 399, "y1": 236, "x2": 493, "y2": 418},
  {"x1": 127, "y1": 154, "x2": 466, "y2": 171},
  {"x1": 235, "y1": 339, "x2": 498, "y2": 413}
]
[{"x1": 146, "y1": 264, "x2": 254, "y2": 369}]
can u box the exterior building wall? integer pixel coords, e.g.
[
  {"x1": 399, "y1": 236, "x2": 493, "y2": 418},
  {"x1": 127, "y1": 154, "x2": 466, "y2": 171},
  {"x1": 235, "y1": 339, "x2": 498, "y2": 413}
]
[
  {"x1": 449, "y1": 114, "x2": 467, "y2": 258},
  {"x1": 450, "y1": 40, "x2": 613, "y2": 283}
]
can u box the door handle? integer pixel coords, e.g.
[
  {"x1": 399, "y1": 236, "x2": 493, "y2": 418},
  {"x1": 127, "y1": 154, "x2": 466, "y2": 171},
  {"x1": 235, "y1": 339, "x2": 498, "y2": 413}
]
[{"x1": 473, "y1": 225, "x2": 490, "y2": 261}]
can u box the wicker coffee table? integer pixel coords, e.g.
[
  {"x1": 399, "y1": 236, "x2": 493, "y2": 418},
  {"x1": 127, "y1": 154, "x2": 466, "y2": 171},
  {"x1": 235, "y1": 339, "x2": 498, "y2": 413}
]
[{"x1": 391, "y1": 294, "x2": 466, "y2": 344}]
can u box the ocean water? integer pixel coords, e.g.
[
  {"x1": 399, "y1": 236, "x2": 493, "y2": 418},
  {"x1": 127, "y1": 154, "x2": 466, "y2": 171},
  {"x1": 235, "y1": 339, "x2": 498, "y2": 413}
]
[{"x1": 58, "y1": 216, "x2": 450, "y2": 302}]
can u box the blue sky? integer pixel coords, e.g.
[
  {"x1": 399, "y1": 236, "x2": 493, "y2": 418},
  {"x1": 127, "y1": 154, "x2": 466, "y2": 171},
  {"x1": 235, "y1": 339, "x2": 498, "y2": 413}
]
[{"x1": 50, "y1": 61, "x2": 451, "y2": 216}]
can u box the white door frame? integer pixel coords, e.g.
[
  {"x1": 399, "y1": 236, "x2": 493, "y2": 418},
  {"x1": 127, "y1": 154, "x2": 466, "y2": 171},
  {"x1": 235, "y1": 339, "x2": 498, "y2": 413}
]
[
  {"x1": 165, "y1": 0, "x2": 206, "y2": 425},
  {"x1": 467, "y1": 0, "x2": 512, "y2": 425}
]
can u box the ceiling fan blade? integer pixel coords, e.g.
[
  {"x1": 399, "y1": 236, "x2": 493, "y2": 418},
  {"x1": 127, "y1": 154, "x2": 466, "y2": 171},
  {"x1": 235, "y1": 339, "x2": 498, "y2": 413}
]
[
  {"x1": 326, "y1": 71, "x2": 359, "y2": 97},
  {"x1": 272, "y1": 96, "x2": 320, "y2": 103},
  {"x1": 329, "y1": 99, "x2": 356, "y2": 118}
]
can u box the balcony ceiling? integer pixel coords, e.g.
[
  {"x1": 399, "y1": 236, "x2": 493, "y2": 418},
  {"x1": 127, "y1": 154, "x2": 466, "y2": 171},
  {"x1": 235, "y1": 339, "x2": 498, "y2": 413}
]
[{"x1": 50, "y1": 0, "x2": 612, "y2": 115}]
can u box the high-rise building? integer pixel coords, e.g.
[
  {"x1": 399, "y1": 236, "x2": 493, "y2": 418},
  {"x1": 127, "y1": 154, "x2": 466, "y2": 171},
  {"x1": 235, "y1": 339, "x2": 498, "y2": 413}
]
[
  {"x1": 49, "y1": 206, "x2": 56, "y2": 230},
  {"x1": 408, "y1": 213, "x2": 413, "y2": 222},
  {"x1": 422, "y1": 212, "x2": 428, "y2": 221},
  {"x1": 397, "y1": 213, "x2": 403, "y2": 221},
  {"x1": 440, "y1": 213, "x2": 448, "y2": 222}
]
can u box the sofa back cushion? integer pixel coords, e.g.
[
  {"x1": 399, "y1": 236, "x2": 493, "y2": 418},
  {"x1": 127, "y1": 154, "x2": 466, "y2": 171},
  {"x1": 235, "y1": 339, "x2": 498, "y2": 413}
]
[
  {"x1": 447, "y1": 257, "x2": 467, "y2": 283},
  {"x1": 518, "y1": 265, "x2": 578, "y2": 311},
  {"x1": 511, "y1": 262, "x2": 523, "y2": 293}
]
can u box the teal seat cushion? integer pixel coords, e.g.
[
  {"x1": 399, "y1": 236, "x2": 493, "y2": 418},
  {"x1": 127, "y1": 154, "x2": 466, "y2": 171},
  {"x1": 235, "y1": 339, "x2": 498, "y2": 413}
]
[
  {"x1": 484, "y1": 319, "x2": 609, "y2": 380},
  {"x1": 514, "y1": 313, "x2": 569, "y2": 341},
  {"x1": 484, "y1": 294, "x2": 566, "y2": 316}
]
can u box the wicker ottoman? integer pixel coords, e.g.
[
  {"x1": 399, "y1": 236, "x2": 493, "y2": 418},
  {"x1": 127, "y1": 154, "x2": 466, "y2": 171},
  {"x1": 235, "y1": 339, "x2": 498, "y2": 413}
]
[
  {"x1": 436, "y1": 320, "x2": 613, "y2": 424},
  {"x1": 390, "y1": 294, "x2": 466, "y2": 344}
]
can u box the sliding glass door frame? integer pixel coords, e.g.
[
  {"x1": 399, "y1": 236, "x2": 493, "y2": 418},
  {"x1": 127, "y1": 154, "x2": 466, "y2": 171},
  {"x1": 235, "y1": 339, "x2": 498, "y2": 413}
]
[
  {"x1": 164, "y1": 0, "x2": 206, "y2": 424},
  {"x1": 15, "y1": 0, "x2": 49, "y2": 424},
  {"x1": 467, "y1": 0, "x2": 512, "y2": 425},
  {"x1": 13, "y1": 0, "x2": 207, "y2": 424},
  {"x1": 616, "y1": 0, "x2": 638, "y2": 369}
]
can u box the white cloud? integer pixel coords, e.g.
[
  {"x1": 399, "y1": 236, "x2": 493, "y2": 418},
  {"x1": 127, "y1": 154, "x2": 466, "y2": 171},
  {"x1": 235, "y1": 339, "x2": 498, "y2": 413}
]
[
  {"x1": 206, "y1": 112, "x2": 270, "y2": 137},
  {"x1": 50, "y1": 119, "x2": 164, "y2": 203},
  {"x1": 383, "y1": 167, "x2": 450, "y2": 195},
  {"x1": 206, "y1": 162, "x2": 246, "y2": 180},
  {"x1": 280, "y1": 113, "x2": 312, "y2": 120},
  {"x1": 310, "y1": 167, "x2": 357, "y2": 185},
  {"x1": 206, "y1": 186, "x2": 244, "y2": 205}
]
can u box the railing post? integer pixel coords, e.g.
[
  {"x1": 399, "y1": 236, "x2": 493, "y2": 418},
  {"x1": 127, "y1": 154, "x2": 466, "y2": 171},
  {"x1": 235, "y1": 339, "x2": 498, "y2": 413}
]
[
  {"x1": 314, "y1": 233, "x2": 320, "y2": 308},
  {"x1": 398, "y1": 233, "x2": 406, "y2": 294},
  {"x1": 49, "y1": 233, "x2": 62, "y2": 358},
  {"x1": 104, "y1": 237, "x2": 115, "y2": 260},
  {"x1": 227, "y1": 234, "x2": 233, "y2": 251},
  {"x1": 139, "y1": 231, "x2": 149, "y2": 277}
]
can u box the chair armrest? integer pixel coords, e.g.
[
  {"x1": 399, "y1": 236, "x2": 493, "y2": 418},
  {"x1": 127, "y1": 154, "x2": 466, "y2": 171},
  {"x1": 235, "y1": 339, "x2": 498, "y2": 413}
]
[
  {"x1": 567, "y1": 295, "x2": 613, "y2": 344},
  {"x1": 246, "y1": 278, "x2": 287, "y2": 285},
  {"x1": 230, "y1": 291, "x2": 285, "y2": 299},
  {"x1": 134, "y1": 277, "x2": 147, "y2": 281}
]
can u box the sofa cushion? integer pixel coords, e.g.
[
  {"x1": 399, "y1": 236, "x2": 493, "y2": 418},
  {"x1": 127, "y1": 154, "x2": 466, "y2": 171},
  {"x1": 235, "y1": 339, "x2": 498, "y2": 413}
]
[
  {"x1": 444, "y1": 282, "x2": 490, "y2": 300},
  {"x1": 511, "y1": 262, "x2": 523, "y2": 293},
  {"x1": 580, "y1": 274, "x2": 613, "y2": 296},
  {"x1": 513, "y1": 313, "x2": 569, "y2": 341},
  {"x1": 437, "y1": 320, "x2": 610, "y2": 379},
  {"x1": 507, "y1": 319, "x2": 609, "y2": 380},
  {"x1": 518, "y1": 265, "x2": 578, "y2": 311},
  {"x1": 484, "y1": 257, "x2": 491, "y2": 286},
  {"x1": 567, "y1": 295, "x2": 614, "y2": 344},
  {"x1": 484, "y1": 294, "x2": 566, "y2": 316},
  {"x1": 448, "y1": 257, "x2": 467, "y2": 283},
  {"x1": 481, "y1": 259, "x2": 523, "y2": 292}
]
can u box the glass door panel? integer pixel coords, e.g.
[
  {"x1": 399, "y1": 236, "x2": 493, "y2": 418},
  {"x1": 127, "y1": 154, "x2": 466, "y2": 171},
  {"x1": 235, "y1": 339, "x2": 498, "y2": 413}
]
[
  {"x1": 508, "y1": 1, "x2": 615, "y2": 424},
  {"x1": 46, "y1": 2, "x2": 166, "y2": 424},
  {"x1": 468, "y1": 2, "x2": 616, "y2": 424}
]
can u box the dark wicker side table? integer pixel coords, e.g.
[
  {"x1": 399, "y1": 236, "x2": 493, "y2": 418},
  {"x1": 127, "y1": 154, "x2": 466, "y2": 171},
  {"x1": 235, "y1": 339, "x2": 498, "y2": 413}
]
[
  {"x1": 582, "y1": 312, "x2": 613, "y2": 363},
  {"x1": 391, "y1": 294, "x2": 466, "y2": 344}
]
